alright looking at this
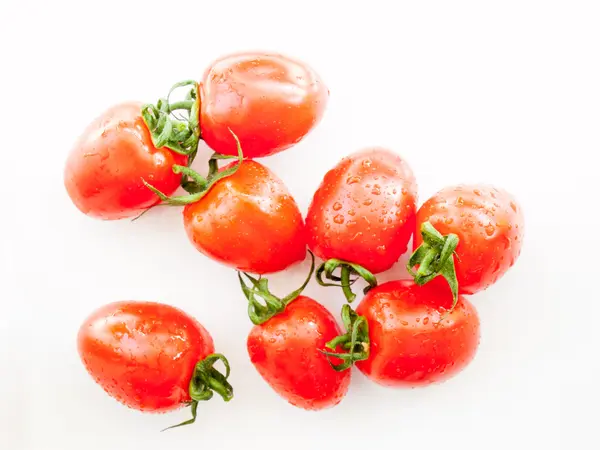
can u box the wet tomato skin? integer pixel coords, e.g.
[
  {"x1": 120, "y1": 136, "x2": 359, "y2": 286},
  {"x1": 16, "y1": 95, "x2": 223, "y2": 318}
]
[
  {"x1": 415, "y1": 184, "x2": 524, "y2": 295},
  {"x1": 306, "y1": 148, "x2": 417, "y2": 274},
  {"x1": 77, "y1": 301, "x2": 214, "y2": 412},
  {"x1": 247, "y1": 296, "x2": 351, "y2": 410},
  {"x1": 64, "y1": 102, "x2": 187, "y2": 220},
  {"x1": 183, "y1": 160, "x2": 306, "y2": 274},
  {"x1": 356, "y1": 279, "x2": 480, "y2": 387},
  {"x1": 199, "y1": 52, "x2": 328, "y2": 158}
]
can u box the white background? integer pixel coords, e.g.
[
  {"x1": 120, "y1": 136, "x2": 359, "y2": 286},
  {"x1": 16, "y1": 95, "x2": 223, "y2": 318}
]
[{"x1": 0, "y1": 1, "x2": 596, "y2": 449}]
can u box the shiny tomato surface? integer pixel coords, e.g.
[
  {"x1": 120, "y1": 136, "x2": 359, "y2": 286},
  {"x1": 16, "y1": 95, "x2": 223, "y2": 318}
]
[
  {"x1": 183, "y1": 160, "x2": 306, "y2": 274},
  {"x1": 247, "y1": 296, "x2": 351, "y2": 410},
  {"x1": 306, "y1": 148, "x2": 417, "y2": 273},
  {"x1": 356, "y1": 280, "x2": 480, "y2": 387},
  {"x1": 78, "y1": 301, "x2": 214, "y2": 412},
  {"x1": 415, "y1": 184, "x2": 524, "y2": 294},
  {"x1": 64, "y1": 102, "x2": 187, "y2": 219},
  {"x1": 199, "y1": 52, "x2": 328, "y2": 158}
]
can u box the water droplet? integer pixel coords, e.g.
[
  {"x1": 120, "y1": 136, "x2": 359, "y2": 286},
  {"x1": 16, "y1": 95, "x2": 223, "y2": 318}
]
[
  {"x1": 332, "y1": 202, "x2": 342, "y2": 211},
  {"x1": 485, "y1": 224, "x2": 495, "y2": 236},
  {"x1": 348, "y1": 209, "x2": 356, "y2": 216},
  {"x1": 423, "y1": 317, "x2": 430, "y2": 325},
  {"x1": 363, "y1": 199, "x2": 373, "y2": 206},
  {"x1": 445, "y1": 217, "x2": 454, "y2": 225},
  {"x1": 347, "y1": 176, "x2": 360, "y2": 185},
  {"x1": 510, "y1": 202, "x2": 517, "y2": 212},
  {"x1": 362, "y1": 159, "x2": 372, "y2": 168},
  {"x1": 473, "y1": 189, "x2": 481, "y2": 196},
  {"x1": 333, "y1": 214, "x2": 345, "y2": 224},
  {"x1": 456, "y1": 197, "x2": 464, "y2": 206}
]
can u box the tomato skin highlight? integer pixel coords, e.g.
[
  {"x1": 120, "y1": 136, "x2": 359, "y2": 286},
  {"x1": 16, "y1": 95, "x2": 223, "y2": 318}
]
[
  {"x1": 306, "y1": 148, "x2": 417, "y2": 274},
  {"x1": 183, "y1": 160, "x2": 306, "y2": 274},
  {"x1": 64, "y1": 102, "x2": 187, "y2": 220},
  {"x1": 77, "y1": 301, "x2": 214, "y2": 413},
  {"x1": 355, "y1": 280, "x2": 480, "y2": 387},
  {"x1": 247, "y1": 296, "x2": 351, "y2": 410},
  {"x1": 415, "y1": 184, "x2": 524, "y2": 295},
  {"x1": 199, "y1": 52, "x2": 328, "y2": 158}
]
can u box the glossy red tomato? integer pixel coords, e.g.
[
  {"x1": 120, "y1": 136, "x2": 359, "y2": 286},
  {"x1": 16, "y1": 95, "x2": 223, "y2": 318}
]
[
  {"x1": 306, "y1": 148, "x2": 417, "y2": 274},
  {"x1": 183, "y1": 159, "x2": 306, "y2": 274},
  {"x1": 414, "y1": 184, "x2": 524, "y2": 295},
  {"x1": 64, "y1": 102, "x2": 187, "y2": 220},
  {"x1": 355, "y1": 280, "x2": 480, "y2": 387},
  {"x1": 78, "y1": 301, "x2": 231, "y2": 413},
  {"x1": 199, "y1": 52, "x2": 328, "y2": 158},
  {"x1": 247, "y1": 296, "x2": 351, "y2": 410}
]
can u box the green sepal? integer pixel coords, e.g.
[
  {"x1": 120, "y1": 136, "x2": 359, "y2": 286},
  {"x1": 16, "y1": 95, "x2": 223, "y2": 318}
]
[
  {"x1": 239, "y1": 251, "x2": 315, "y2": 325},
  {"x1": 407, "y1": 221, "x2": 460, "y2": 310}
]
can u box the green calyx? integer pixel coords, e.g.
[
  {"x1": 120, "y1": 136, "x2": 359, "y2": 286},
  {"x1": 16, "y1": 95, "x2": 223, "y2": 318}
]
[
  {"x1": 141, "y1": 80, "x2": 201, "y2": 164},
  {"x1": 407, "y1": 221, "x2": 460, "y2": 309},
  {"x1": 239, "y1": 251, "x2": 315, "y2": 325},
  {"x1": 316, "y1": 259, "x2": 378, "y2": 303},
  {"x1": 142, "y1": 129, "x2": 244, "y2": 206},
  {"x1": 321, "y1": 304, "x2": 370, "y2": 372},
  {"x1": 162, "y1": 353, "x2": 233, "y2": 431}
]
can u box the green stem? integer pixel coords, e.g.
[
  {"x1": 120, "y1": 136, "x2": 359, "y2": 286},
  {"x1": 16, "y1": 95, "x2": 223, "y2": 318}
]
[
  {"x1": 142, "y1": 129, "x2": 244, "y2": 206},
  {"x1": 340, "y1": 266, "x2": 356, "y2": 303},
  {"x1": 208, "y1": 159, "x2": 219, "y2": 179},
  {"x1": 141, "y1": 79, "x2": 200, "y2": 168},
  {"x1": 321, "y1": 304, "x2": 370, "y2": 372},
  {"x1": 173, "y1": 165, "x2": 207, "y2": 189},
  {"x1": 315, "y1": 259, "x2": 378, "y2": 303},
  {"x1": 239, "y1": 251, "x2": 315, "y2": 325},
  {"x1": 162, "y1": 353, "x2": 233, "y2": 431},
  {"x1": 168, "y1": 100, "x2": 195, "y2": 111}
]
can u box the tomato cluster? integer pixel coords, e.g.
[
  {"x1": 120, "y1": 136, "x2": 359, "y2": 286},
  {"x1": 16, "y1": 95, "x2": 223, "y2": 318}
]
[{"x1": 68, "y1": 51, "x2": 524, "y2": 428}]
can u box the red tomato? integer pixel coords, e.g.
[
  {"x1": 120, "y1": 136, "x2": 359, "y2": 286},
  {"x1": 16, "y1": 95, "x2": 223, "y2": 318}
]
[
  {"x1": 183, "y1": 159, "x2": 306, "y2": 274},
  {"x1": 78, "y1": 301, "x2": 232, "y2": 414},
  {"x1": 64, "y1": 102, "x2": 187, "y2": 220},
  {"x1": 414, "y1": 184, "x2": 524, "y2": 295},
  {"x1": 355, "y1": 280, "x2": 480, "y2": 387},
  {"x1": 306, "y1": 148, "x2": 417, "y2": 274},
  {"x1": 247, "y1": 296, "x2": 351, "y2": 410},
  {"x1": 199, "y1": 52, "x2": 328, "y2": 158}
]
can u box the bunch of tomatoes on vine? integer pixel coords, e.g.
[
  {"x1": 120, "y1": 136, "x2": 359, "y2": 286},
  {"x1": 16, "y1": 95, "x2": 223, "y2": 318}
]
[{"x1": 66, "y1": 51, "x2": 524, "y2": 429}]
